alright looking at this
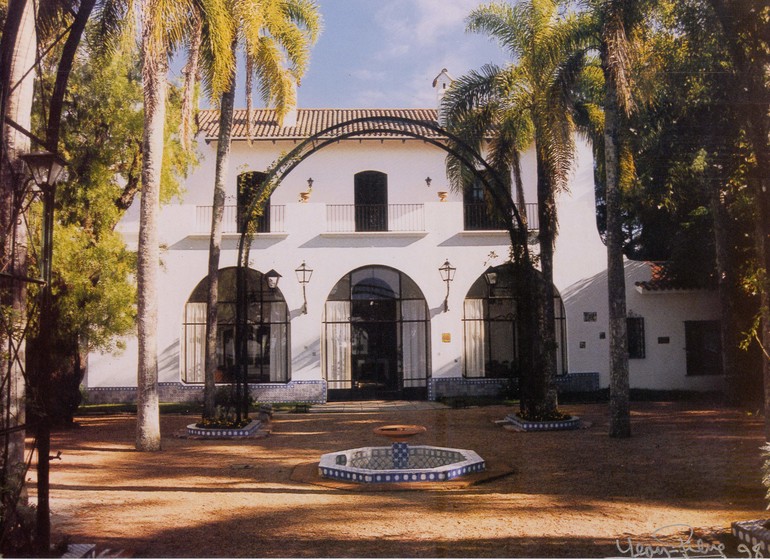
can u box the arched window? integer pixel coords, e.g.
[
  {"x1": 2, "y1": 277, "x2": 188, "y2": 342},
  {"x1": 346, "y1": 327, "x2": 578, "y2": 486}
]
[
  {"x1": 463, "y1": 265, "x2": 567, "y2": 378},
  {"x1": 182, "y1": 268, "x2": 289, "y2": 384},
  {"x1": 354, "y1": 170, "x2": 388, "y2": 231},
  {"x1": 323, "y1": 266, "x2": 429, "y2": 400}
]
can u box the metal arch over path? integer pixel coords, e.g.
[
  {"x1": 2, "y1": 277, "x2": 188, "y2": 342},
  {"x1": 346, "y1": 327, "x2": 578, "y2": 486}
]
[{"x1": 231, "y1": 115, "x2": 531, "y2": 417}]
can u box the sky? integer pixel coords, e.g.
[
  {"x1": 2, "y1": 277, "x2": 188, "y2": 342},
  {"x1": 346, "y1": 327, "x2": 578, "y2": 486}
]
[{"x1": 237, "y1": 0, "x2": 508, "y2": 109}]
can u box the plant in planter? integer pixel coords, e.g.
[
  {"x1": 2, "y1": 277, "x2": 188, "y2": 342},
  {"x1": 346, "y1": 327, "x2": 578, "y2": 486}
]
[{"x1": 195, "y1": 385, "x2": 254, "y2": 430}]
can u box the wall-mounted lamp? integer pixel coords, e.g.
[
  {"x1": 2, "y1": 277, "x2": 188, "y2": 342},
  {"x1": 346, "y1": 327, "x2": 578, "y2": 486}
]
[
  {"x1": 299, "y1": 178, "x2": 314, "y2": 203},
  {"x1": 438, "y1": 259, "x2": 456, "y2": 312},
  {"x1": 425, "y1": 176, "x2": 432, "y2": 187},
  {"x1": 295, "y1": 261, "x2": 313, "y2": 314},
  {"x1": 484, "y1": 266, "x2": 498, "y2": 286},
  {"x1": 484, "y1": 266, "x2": 498, "y2": 297},
  {"x1": 265, "y1": 269, "x2": 282, "y2": 290}
]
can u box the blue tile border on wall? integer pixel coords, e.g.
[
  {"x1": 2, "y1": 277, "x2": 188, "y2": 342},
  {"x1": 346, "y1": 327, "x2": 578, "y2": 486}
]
[{"x1": 87, "y1": 380, "x2": 327, "y2": 405}]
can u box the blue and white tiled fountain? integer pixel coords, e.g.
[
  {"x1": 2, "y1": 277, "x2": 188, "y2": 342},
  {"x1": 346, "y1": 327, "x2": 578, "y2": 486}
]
[{"x1": 318, "y1": 424, "x2": 486, "y2": 484}]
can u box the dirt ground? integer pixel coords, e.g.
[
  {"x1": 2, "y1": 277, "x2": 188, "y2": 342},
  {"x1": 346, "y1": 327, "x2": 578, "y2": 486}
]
[{"x1": 37, "y1": 401, "x2": 768, "y2": 558}]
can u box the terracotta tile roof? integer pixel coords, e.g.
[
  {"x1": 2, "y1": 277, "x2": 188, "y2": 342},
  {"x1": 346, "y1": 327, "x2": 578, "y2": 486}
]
[
  {"x1": 634, "y1": 262, "x2": 712, "y2": 292},
  {"x1": 196, "y1": 108, "x2": 443, "y2": 141}
]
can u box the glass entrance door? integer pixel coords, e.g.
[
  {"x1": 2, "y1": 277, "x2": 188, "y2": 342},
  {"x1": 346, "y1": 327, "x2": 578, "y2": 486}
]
[{"x1": 351, "y1": 298, "x2": 398, "y2": 396}]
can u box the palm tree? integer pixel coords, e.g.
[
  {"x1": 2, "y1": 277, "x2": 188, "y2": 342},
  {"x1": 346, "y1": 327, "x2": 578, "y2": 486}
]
[
  {"x1": 583, "y1": 0, "x2": 654, "y2": 438},
  {"x1": 96, "y1": 0, "x2": 234, "y2": 450},
  {"x1": 200, "y1": 0, "x2": 321, "y2": 420},
  {"x1": 441, "y1": 0, "x2": 589, "y2": 419}
]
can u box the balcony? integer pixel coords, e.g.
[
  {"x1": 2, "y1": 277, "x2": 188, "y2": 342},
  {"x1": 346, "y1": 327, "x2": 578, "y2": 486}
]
[
  {"x1": 326, "y1": 204, "x2": 425, "y2": 233},
  {"x1": 195, "y1": 205, "x2": 286, "y2": 235},
  {"x1": 463, "y1": 202, "x2": 539, "y2": 232}
]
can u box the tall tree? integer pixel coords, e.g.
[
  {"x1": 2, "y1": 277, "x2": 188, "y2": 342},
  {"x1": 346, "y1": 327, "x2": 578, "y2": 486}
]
[
  {"x1": 200, "y1": 0, "x2": 320, "y2": 420},
  {"x1": 31, "y1": 24, "x2": 194, "y2": 423},
  {"x1": 96, "y1": 0, "x2": 234, "y2": 450},
  {"x1": 705, "y1": 0, "x2": 770, "y2": 437},
  {"x1": 588, "y1": 0, "x2": 647, "y2": 438},
  {"x1": 442, "y1": 0, "x2": 589, "y2": 419}
]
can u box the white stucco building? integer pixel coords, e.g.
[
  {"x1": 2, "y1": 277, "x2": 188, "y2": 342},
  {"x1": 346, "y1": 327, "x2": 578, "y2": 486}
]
[{"x1": 85, "y1": 78, "x2": 725, "y2": 403}]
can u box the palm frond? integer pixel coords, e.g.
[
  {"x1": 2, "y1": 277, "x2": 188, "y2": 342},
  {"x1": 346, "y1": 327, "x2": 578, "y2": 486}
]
[
  {"x1": 252, "y1": 34, "x2": 294, "y2": 123},
  {"x1": 466, "y1": 1, "x2": 527, "y2": 60},
  {"x1": 197, "y1": 0, "x2": 235, "y2": 101},
  {"x1": 91, "y1": 0, "x2": 133, "y2": 59}
]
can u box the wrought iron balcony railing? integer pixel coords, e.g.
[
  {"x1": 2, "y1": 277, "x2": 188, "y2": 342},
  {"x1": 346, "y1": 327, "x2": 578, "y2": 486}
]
[
  {"x1": 195, "y1": 205, "x2": 286, "y2": 234},
  {"x1": 463, "y1": 202, "x2": 539, "y2": 231},
  {"x1": 325, "y1": 204, "x2": 425, "y2": 233}
]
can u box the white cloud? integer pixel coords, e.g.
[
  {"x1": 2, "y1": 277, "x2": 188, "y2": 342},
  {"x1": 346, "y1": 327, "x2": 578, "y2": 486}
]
[
  {"x1": 351, "y1": 68, "x2": 388, "y2": 82},
  {"x1": 376, "y1": 0, "x2": 485, "y2": 48}
]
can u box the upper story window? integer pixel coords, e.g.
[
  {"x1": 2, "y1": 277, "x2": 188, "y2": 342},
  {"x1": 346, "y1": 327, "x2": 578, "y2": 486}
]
[
  {"x1": 237, "y1": 171, "x2": 270, "y2": 233},
  {"x1": 354, "y1": 170, "x2": 388, "y2": 232},
  {"x1": 463, "y1": 177, "x2": 507, "y2": 231}
]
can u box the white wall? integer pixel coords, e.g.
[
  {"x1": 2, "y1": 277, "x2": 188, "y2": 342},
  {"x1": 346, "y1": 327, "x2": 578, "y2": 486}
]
[
  {"x1": 562, "y1": 260, "x2": 724, "y2": 391},
  {"x1": 88, "y1": 130, "x2": 624, "y2": 392}
]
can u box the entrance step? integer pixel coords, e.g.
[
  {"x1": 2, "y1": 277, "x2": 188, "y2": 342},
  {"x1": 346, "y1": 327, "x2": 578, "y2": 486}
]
[{"x1": 306, "y1": 400, "x2": 449, "y2": 413}]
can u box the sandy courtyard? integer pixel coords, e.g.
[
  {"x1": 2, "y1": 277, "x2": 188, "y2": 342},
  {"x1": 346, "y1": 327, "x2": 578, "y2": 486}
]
[{"x1": 38, "y1": 401, "x2": 767, "y2": 557}]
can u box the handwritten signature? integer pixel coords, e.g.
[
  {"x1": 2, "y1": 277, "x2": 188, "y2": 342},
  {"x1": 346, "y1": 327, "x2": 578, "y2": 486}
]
[{"x1": 615, "y1": 524, "x2": 762, "y2": 558}]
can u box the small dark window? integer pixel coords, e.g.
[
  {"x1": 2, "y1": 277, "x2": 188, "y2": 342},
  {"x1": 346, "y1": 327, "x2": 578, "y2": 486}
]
[
  {"x1": 627, "y1": 317, "x2": 645, "y2": 359},
  {"x1": 584, "y1": 312, "x2": 597, "y2": 322}
]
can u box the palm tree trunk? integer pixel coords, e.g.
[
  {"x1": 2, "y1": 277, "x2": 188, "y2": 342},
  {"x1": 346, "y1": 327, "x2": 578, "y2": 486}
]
[
  {"x1": 512, "y1": 151, "x2": 527, "y2": 227},
  {"x1": 521, "y1": 140, "x2": 558, "y2": 419},
  {"x1": 179, "y1": 13, "x2": 202, "y2": 151},
  {"x1": 603, "y1": 68, "x2": 631, "y2": 438},
  {"x1": 204, "y1": 72, "x2": 237, "y2": 419},
  {"x1": 135, "y1": 4, "x2": 167, "y2": 452}
]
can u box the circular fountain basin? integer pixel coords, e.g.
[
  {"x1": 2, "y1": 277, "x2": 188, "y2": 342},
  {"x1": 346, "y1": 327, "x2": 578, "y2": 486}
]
[
  {"x1": 318, "y1": 445, "x2": 486, "y2": 484},
  {"x1": 372, "y1": 424, "x2": 426, "y2": 442}
]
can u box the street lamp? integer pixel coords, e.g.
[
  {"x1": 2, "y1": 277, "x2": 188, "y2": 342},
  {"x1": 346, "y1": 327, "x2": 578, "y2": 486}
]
[
  {"x1": 20, "y1": 152, "x2": 66, "y2": 286},
  {"x1": 19, "y1": 150, "x2": 66, "y2": 558},
  {"x1": 438, "y1": 259, "x2": 456, "y2": 312},
  {"x1": 295, "y1": 261, "x2": 313, "y2": 314}
]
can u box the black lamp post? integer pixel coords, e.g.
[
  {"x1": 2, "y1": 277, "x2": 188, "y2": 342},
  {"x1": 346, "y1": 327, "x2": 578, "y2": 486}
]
[
  {"x1": 295, "y1": 261, "x2": 313, "y2": 314},
  {"x1": 19, "y1": 151, "x2": 66, "y2": 558},
  {"x1": 438, "y1": 259, "x2": 456, "y2": 312}
]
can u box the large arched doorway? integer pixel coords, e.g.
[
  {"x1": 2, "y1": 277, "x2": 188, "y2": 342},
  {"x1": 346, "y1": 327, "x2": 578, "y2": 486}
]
[
  {"x1": 463, "y1": 264, "x2": 567, "y2": 380},
  {"x1": 182, "y1": 267, "x2": 290, "y2": 384},
  {"x1": 323, "y1": 266, "x2": 430, "y2": 400}
]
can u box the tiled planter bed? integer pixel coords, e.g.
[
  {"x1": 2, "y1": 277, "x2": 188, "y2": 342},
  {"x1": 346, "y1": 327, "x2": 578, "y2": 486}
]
[
  {"x1": 732, "y1": 519, "x2": 770, "y2": 556},
  {"x1": 505, "y1": 414, "x2": 580, "y2": 431},
  {"x1": 186, "y1": 419, "x2": 262, "y2": 438}
]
